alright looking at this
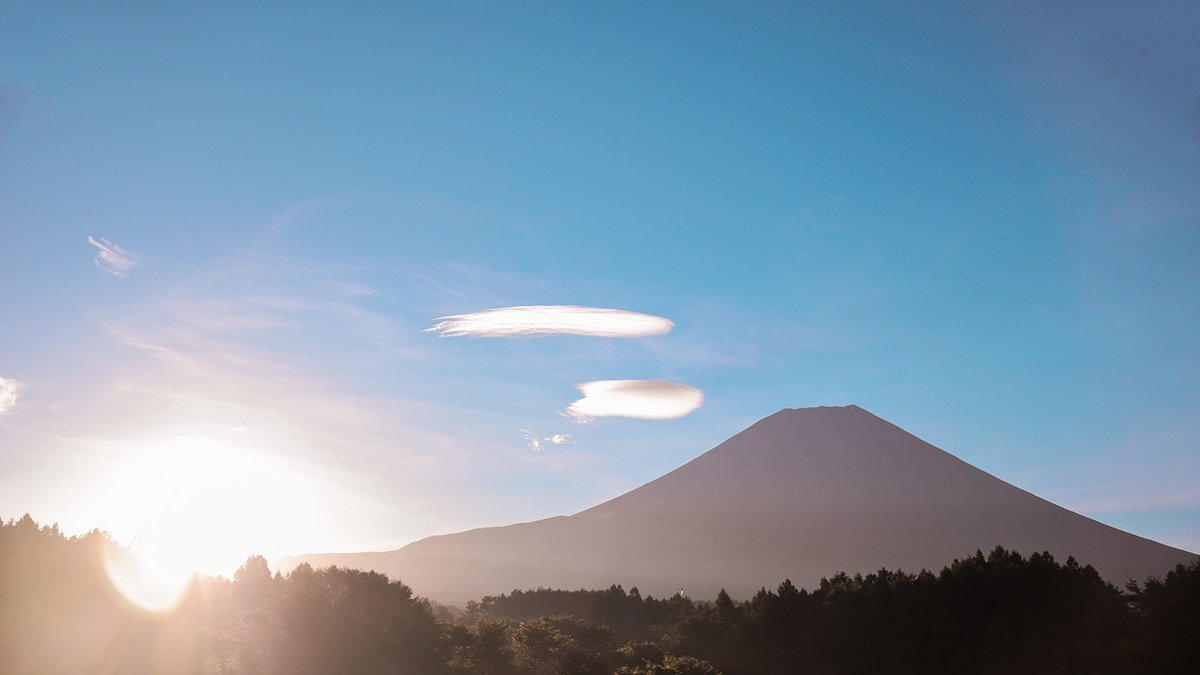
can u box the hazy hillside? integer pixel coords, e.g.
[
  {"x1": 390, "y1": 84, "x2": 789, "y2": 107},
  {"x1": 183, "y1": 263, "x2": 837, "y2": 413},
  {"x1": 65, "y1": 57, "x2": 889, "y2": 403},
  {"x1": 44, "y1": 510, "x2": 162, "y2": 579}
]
[{"x1": 6, "y1": 514, "x2": 1198, "y2": 674}]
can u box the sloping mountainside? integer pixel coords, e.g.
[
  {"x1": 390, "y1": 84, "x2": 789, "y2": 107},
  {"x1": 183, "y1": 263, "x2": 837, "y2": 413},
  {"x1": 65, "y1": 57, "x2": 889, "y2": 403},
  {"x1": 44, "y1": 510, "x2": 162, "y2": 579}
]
[{"x1": 282, "y1": 405, "x2": 1195, "y2": 603}]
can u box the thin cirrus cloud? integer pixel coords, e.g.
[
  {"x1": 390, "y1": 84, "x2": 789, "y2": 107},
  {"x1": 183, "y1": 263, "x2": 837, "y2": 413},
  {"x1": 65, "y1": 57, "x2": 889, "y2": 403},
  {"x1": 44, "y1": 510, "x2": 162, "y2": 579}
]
[
  {"x1": 87, "y1": 235, "x2": 142, "y2": 277},
  {"x1": 0, "y1": 377, "x2": 20, "y2": 414},
  {"x1": 564, "y1": 380, "x2": 704, "y2": 423},
  {"x1": 426, "y1": 305, "x2": 674, "y2": 338},
  {"x1": 519, "y1": 429, "x2": 576, "y2": 453}
]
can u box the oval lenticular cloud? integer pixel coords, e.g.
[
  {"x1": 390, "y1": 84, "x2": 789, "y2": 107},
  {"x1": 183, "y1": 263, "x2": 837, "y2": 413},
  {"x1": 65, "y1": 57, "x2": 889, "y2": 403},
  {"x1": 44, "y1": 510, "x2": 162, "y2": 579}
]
[
  {"x1": 426, "y1": 305, "x2": 673, "y2": 338},
  {"x1": 564, "y1": 380, "x2": 703, "y2": 422}
]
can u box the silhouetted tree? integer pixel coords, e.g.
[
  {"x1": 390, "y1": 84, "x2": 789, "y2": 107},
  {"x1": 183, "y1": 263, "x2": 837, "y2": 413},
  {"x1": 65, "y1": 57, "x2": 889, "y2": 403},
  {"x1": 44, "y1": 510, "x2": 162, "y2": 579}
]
[
  {"x1": 446, "y1": 618, "x2": 517, "y2": 675},
  {"x1": 1126, "y1": 559, "x2": 1200, "y2": 673},
  {"x1": 219, "y1": 562, "x2": 447, "y2": 674},
  {"x1": 231, "y1": 554, "x2": 274, "y2": 611},
  {"x1": 509, "y1": 618, "x2": 573, "y2": 675},
  {"x1": 614, "y1": 640, "x2": 667, "y2": 669}
]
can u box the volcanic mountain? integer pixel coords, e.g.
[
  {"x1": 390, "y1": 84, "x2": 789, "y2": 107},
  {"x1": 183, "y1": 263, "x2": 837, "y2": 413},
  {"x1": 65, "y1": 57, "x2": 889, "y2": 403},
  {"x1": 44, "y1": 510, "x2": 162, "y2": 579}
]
[{"x1": 283, "y1": 405, "x2": 1195, "y2": 602}]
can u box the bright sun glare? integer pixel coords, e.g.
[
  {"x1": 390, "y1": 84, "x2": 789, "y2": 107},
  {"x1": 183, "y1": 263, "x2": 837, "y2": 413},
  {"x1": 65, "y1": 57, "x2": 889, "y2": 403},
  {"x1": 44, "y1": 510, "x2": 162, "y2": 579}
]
[{"x1": 95, "y1": 437, "x2": 317, "y2": 611}]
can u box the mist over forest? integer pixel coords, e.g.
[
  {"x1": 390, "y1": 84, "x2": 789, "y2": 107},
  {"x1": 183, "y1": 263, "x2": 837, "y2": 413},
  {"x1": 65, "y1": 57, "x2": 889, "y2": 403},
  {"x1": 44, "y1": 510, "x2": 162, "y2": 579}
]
[{"x1": 3, "y1": 514, "x2": 1196, "y2": 674}]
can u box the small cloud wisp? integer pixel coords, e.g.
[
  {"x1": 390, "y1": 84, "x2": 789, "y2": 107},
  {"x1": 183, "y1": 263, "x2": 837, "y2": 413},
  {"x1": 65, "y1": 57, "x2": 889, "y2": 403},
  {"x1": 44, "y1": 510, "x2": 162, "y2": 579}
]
[
  {"x1": 0, "y1": 377, "x2": 21, "y2": 414},
  {"x1": 564, "y1": 380, "x2": 703, "y2": 423},
  {"x1": 88, "y1": 235, "x2": 141, "y2": 277},
  {"x1": 519, "y1": 429, "x2": 576, "y2": 453},
  {"x1": 427, "y1": 305, "x2": 673, "y2": 338}
]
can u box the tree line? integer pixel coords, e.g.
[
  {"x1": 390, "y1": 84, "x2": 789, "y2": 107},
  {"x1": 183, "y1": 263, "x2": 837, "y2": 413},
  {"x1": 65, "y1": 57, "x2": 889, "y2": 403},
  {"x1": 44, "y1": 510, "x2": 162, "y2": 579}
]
[{"x1": 2, "y1": 514, "x2": 1196, "y2": 674}]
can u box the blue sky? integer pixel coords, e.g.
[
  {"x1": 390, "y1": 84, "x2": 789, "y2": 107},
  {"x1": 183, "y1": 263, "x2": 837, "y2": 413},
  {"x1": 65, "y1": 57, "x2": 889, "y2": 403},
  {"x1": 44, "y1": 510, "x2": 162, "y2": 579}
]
[{"x1": 1, "y1": 1, "x2": 1197, "y2": 568}]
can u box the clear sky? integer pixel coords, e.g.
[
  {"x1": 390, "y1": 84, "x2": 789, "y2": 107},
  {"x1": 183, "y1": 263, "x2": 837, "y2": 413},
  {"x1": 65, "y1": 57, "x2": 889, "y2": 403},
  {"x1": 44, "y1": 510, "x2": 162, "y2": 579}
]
[{"x1": 2, "y1": 0, "x2": 1197, "y2": 577}]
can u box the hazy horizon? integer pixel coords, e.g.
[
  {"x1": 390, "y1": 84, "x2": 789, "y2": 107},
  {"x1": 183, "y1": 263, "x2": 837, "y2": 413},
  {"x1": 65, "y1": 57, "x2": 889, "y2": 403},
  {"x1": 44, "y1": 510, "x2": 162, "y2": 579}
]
[{"x1": 2, "y1": 1, "x2": 1198, "y2": 608}]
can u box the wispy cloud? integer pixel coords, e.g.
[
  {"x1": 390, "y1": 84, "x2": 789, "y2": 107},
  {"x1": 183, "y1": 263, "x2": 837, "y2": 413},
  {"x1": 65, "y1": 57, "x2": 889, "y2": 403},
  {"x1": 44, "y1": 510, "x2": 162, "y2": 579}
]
[
  {"x1": 73, "y1": 253, "x2": 488, "y2": 550},
  {"x1": 519, "y1": 429, "x2": 541, "y2": 452},
  {"x1": 563, "y1": 380, "x2": 703, "y2": 423},
  {"x1": 519, "y1": 429, "x2": 575, "y2": 453},
  {"x1": 427, "y1": 305, "x2": 673, "y2": 338},
  {"x1": 87, "y1": 235, "x2": 141, "y2": 277},
  {"x1": 0, "y1": 377, "x2": 20, "y2": 414}
]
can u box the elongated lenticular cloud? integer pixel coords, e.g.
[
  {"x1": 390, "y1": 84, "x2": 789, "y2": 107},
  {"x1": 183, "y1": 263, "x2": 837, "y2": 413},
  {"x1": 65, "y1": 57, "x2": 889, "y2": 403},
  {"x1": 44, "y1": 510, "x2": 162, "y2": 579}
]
[
  {"x1": 0, "y1": 377, "x2": 20, "y2": 414},
  {"x1": 88, "y1": 235, "x2": 141, "y2": 277},
  {"x1": 564, "y1": 380, "x2": 703, "y2": 422},
  {"x1": 427, "y1": 305, "x2": 673, "y2": 338}
]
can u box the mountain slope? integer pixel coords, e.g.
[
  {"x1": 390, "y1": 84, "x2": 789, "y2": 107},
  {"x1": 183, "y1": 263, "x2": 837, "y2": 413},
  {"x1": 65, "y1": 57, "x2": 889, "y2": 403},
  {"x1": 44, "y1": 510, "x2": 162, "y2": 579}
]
[{"x1": 283, "y1": 406, "x2": 1195, "y2": 602}]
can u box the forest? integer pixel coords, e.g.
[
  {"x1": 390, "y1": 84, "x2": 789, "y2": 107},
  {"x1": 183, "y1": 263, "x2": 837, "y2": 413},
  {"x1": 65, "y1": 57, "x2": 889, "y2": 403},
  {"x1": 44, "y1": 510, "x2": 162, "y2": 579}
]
[{"x1": 1, "y1": 514, "x2": 1197, "y2": 674}]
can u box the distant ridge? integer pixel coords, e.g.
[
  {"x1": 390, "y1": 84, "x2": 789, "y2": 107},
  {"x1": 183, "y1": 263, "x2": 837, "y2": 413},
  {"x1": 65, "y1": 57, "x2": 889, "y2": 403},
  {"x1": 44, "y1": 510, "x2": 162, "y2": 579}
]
[{"x1": 282, "y1": 405, "x2": 1195, "y2": 603}]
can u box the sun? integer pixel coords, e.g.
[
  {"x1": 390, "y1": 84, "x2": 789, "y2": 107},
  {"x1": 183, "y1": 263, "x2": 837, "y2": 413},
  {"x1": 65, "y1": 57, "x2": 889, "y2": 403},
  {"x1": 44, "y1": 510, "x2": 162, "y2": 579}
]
[{"x1": 93, "y1": 436, "x2": 319, "y2": 611}]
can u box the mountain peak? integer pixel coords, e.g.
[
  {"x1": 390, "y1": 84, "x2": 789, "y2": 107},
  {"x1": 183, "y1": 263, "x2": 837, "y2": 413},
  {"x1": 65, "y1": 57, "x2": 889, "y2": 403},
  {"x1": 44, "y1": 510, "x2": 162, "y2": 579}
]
[
  {"x1": 770, "y1": 403, "x2": 865, "y2": 416},
  {"x1": 756, "y1": 403, "x2": 880, "y2": 430},
  {"x1": 282, "y1": 406, "x2": 1196, "y2": 603}
]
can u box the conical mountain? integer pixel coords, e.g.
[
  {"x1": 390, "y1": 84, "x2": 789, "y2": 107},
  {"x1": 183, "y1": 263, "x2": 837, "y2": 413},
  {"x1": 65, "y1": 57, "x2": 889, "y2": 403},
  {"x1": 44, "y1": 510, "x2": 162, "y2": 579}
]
[{"x1": 283, "y1": 406, "x2": 1194, "y2": 602}]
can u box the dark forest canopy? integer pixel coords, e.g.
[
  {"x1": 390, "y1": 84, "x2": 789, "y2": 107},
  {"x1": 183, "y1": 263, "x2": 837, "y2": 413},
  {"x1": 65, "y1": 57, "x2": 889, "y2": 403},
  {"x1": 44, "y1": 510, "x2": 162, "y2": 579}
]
[{"x1": 2, "y1": 515, "x2": 1197, "y2": 674}]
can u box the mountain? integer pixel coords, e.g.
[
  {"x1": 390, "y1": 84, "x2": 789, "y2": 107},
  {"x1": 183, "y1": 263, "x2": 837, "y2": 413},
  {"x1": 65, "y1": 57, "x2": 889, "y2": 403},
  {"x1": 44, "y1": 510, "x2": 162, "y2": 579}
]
[{"x1": 281, "y1": 405, "x2": 1195, "y2": 603}]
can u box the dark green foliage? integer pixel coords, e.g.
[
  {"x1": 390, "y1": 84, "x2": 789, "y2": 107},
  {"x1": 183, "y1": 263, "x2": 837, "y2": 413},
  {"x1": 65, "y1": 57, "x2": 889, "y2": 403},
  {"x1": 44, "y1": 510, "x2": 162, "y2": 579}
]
[
  {"x1": 617, "y1": 654, "x2": 723, "y2": 674},
  {"x1": 1125, "y1": 559, "x2": 1200, "y2": 674},
  {"x1": 3, "y1": 515, "x2": 1198, "y2": 674},
  {"x1": 710, "y1": 549, "x2": 1140, "y2": 675},
  {"x1": 926, "y1": 549, "x2": 1135, "y2": 674},
  {"x1": 614, "y1": 640, "x2": 667, "y2": 669},
  {"x1": 472, "y1": 583, "x2": 688, "y2": 642},
  {"x1": 509, "y1": 617, "x2": 606, "y2": 675},
  {"x1": 446, "y1": 618, "x2": 518, "y2": 674}
]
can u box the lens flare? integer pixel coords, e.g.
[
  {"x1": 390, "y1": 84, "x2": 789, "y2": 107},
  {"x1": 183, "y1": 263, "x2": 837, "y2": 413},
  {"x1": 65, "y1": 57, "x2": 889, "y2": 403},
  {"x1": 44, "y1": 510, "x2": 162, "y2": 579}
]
[{"x1": 103, "y1": 542, "x2": 196, "y2": 613}]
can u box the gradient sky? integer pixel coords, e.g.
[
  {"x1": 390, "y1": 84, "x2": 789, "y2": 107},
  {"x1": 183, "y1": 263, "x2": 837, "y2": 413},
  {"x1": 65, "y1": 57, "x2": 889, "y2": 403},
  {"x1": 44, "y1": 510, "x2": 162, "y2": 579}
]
[{"x1": 2, "y1": 1, "x2": 1197, "y2": 569}]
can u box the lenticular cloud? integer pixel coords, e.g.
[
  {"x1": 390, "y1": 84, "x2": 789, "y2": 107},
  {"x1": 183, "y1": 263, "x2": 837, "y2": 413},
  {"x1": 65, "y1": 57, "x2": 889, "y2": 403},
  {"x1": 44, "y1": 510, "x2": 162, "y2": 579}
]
[
  {"x1": 427, "y1": 305, "x2": 673, "y2": 338},
  {"x1": 564, "y1": 380, "x2": 703, "y2": 422}
]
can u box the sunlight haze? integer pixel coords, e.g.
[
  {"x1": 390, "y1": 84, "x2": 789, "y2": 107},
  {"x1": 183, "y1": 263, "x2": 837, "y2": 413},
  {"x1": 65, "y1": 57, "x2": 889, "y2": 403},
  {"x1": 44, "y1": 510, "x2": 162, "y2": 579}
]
[{"x1": 2, "y1": 0, "x2": 1197, "y2": 592}]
